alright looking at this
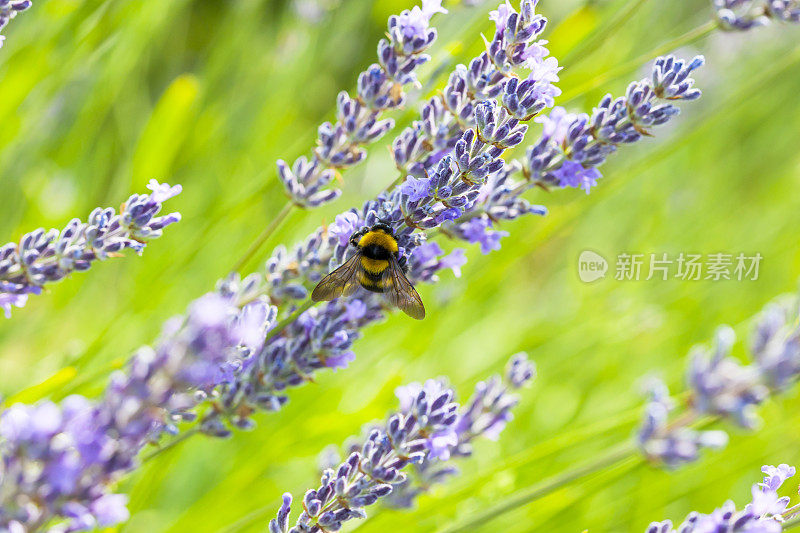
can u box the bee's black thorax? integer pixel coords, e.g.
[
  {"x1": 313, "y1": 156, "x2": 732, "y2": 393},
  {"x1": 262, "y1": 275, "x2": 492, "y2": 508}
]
[{"x1": 360, "y1": 243, "x2": 393, "y2": 260}]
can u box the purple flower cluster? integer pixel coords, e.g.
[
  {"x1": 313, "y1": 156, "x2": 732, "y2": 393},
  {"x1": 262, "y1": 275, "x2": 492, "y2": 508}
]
[
  {"x1": 392, "y1": 0, "x2": 559, "y2": 180},
  {"x1": 385, "y1": 353, "x2": 535, "y2": 508},
  {"x1": 637, "y1": 377, "x2": 729, "y2": 468},
  {"x1": 0, "y1": 0, "x2": 31, "y2": 48},
  {"x1": 638, "y1": 293, "x2": 800, "y2": 467},
  {"x1": 198, "y1": 295, "x2": 384, "y2": 437},
  {"x1": 713, "y1": 0, "x2": 800, "y2": 31},
  {"x1": 646, "y1": 464, "x2": 800, "y2": 532},
  {"x1": 189, "y1": 45, "x2": 704, "y2": 435},
  {"x1": 688, "y1": 326, "x2": 767, "y2": 429},
  {"x1": 0, "y1": 292, "x2": 273, "y2": 530},
  {"x1": 268, "y1": 378, "x2": 459, "y2": 533},
  {"x1": 268, "y1": 355, "x2": 532, "y2": 531},
  {"x1": 750, "y1": 295, "x2": 800, "y2": 391},
  {"x1": 276, "y1": 0, "x2": 446, "y2": 208},
  {"x1": 525, "y1": 55, "x2": 704, "y2": 193},
  {"x1": 0, "y1": 180, "x2": 182, "y2": 318}
]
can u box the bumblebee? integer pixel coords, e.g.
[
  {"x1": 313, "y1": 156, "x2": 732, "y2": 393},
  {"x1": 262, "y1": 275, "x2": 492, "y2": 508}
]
[{"x1": 312, "y1": 223, "x2": 425, "y2": 320}]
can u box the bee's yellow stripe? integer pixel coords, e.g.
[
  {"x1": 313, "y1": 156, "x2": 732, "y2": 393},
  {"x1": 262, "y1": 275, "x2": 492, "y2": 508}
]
[
  {"x1": 360, "y1": 257, "x2": 389, "y2": 274},
  {"x1": 358, "y1": 230, "x2": 398, "y2": 253},
  {"x1": 358, "y1": 271, "x2": 389, "y2": 289}
]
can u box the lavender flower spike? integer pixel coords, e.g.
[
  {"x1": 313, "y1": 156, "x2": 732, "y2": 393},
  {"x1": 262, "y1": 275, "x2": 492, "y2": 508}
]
[
  {"x1": 0, "y1": 0, "x2": 31, "y2": 48},
  {"x1": 638, "y1": 290, "x2": 800, "y2": 468},
  {"x1": 525, "y1": 54, "x2": 704, "y2": 193},
  {"x1": 750, "y1": 294, "x2": 800, "y2": 391},
  {"x1": 392, "y1": 0, "x2": 558, "y2": 180},
  {"x1": 0, "y1": 180, "x2": 181, "y2": 317},
  {"x1": 386, "y1": 353, "x2": 536, "y2": 508},
  {"x1": 713, "y1": 0, "x2": 800, "y2": 31},
  {"x1": 688, "y1": 326, "x2": 768, "y2": 428},
  {"x1": 0, "y1": 291, "x2": 275, "y2": 531},
  {"x1": 268, "y1": 379, "x2": 459, "y2": 533},
  {"x1": 268, "y1": 355, "x2": 533, "y2": 532},
  {"x1": 277, "y1": 1, "x2": 446, "y2": 208},
  {"x1": 646, "y1": 464, "x2": 800, "y2": 532},
  {"x1": 637, "y1": 377, "x2": 729, "y2": 468}
]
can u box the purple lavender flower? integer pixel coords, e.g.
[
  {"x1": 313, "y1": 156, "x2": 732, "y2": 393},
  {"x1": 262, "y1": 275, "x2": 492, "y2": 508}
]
[
  {"x1": 524, "y1": 55, "x2": 704, "y2": 193},
  {"x1": 453, "y1": 352, "x2": 535, "y2": 448},
  {"x1": 551, "y1": 159, "x2": 602, "y2": 193},
  {"x1": 457, "y1": 217, "x2": 509, "y2": 254},
  {"x1": 0, "y1": 292, "x2": 26, "y2": 318},
  {"x1": 277, "y1": 1, "x2": 446, "y2": 208},
  {"x1": 713, "y1": 0, "x2": 800, "y2": 31},
  {"x1": 687, "y1": 327, "x2": 768, "y2": 429},
  {"x1": 438, "y1": 248, "x2": 467, "y2": 277},
  {"x1": 407, "y1": 242, "x2": 467, "y2": 283},
  {"x1": 392, "y1": 0, "x2": 558, "y2": 179},
  {"x1": 0, "y1": 180, "x2": 182, "y2": 317},
  {"x1": 268, "y1": 379, "x2": 459, "y2": 532},
  {"x1": 401, "y1": 176, "x2": 432, "y2": 203},
  {"x1": 0, "y1": 0, "x2": 31, "y2": 48},
  {"x1": 637, "y1": 377, "x2": 729, "y2": 468},
  {"x1": 750, "y1": 295, "x2": 800, "y2": 390},
  {"x1": 488, "y1": 0, "x2": 548, "y2": 72},
  {"x1": 385, "y1": 353, "x2": 535, "y2": 508},
  {"x1": 270, "y1": 356, "x2": 532, "y2": 529},
  {"x1": 761, "y1": 464, "x2": 796, "y2": 491},
  {"x1": 0, "y1": 290, "x2": 274, "y2": 530},
  {"x1": 646, "y1": 464, "x2": 800, "y2": 532},
  {"x1": 638, "y1": 291, "x2": 800, "y2": 468}
]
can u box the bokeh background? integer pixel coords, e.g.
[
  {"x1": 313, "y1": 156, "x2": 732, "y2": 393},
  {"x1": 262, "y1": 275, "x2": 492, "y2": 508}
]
[{"x1": 1, "y1": 0, "x2": 800, "y2": 531}]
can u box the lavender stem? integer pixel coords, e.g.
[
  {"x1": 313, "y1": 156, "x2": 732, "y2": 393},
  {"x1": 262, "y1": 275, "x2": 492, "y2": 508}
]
[
  {"x1": 232, "y1": 202, "x2": 295, "y2": 274},
  {"x1": 440, "y1": 441, "x2": 639, "y2": 533}
]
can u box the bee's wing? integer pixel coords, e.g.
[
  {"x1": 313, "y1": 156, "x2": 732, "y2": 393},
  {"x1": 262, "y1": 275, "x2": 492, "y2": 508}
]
[
  {"x1": 311, "y1": 252, "x2": 362, "y2": 302},
  {"x1": 383, "y1": 257, "x2": 425, "y2": 320}
]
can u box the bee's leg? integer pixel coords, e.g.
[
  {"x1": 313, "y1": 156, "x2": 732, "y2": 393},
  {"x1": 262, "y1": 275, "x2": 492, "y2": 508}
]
[{"x1": 397, "y1": 253, "x2": 408, "y2": 273}]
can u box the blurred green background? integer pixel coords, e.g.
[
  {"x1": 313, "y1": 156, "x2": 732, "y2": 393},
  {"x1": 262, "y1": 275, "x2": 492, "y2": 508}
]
[{"x1": 1, "y1": 0, "x2": 800, "y2": 531}]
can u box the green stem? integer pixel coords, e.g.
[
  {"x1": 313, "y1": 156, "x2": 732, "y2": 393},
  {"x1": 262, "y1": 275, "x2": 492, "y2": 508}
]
[
  {"x1": 142, "y1": 427, "x2": 200, "y2": 462},
  {"x1": 437, "y1": 441, "x2": 638, "y2": 533},
  {"x1": 560, "y1": 20, "x2": 719, "y2": 103},
  {"x1": 265, "y1": 299, "x2": 317, "y2": 341},
  {"x1": 231, "y1": 201, "x2": 295, "y2": 274},
  {"x1": 784, "y1": 516, "x2": 800, "y2": 530}
]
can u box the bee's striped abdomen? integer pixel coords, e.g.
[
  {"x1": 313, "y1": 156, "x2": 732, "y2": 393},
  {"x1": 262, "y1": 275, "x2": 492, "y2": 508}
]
[
  {"x1": 356, "y1": 229, "x2": 396, "y2": 294},
  {"x1": 358, "y1": 269, "x2": 386, "y2": 293}
]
